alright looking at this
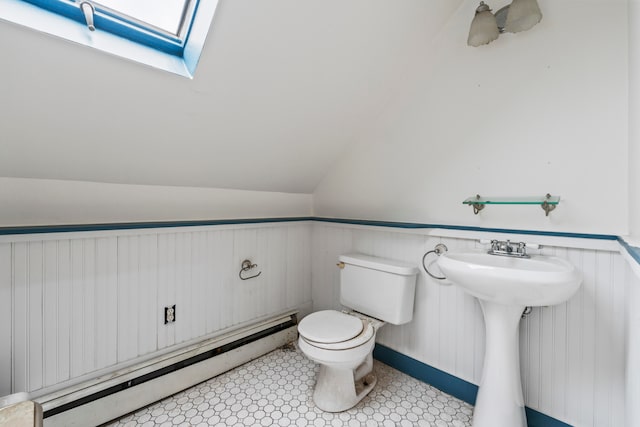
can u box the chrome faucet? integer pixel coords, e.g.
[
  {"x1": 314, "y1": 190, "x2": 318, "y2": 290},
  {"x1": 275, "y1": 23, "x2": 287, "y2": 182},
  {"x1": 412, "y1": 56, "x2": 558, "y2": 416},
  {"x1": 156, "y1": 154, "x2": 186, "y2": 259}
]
[{"x1": 488, "y1": 239, "x2": 530, "y2": 258}]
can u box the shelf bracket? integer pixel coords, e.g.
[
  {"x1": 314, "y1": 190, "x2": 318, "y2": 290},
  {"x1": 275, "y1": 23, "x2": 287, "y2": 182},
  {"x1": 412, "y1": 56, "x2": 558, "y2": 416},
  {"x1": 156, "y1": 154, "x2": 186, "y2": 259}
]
[
  {"x1": 471, "y1": 194, "x2": 485, "y2": 215},
  {"x1": 541, "y1": 193, "x2": 556, "y2": 217}
]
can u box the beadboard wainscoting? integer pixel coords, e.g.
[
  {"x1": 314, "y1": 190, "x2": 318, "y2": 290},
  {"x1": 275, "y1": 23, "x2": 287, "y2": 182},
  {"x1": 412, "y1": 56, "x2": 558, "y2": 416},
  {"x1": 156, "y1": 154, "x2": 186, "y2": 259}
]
[
  {"x1": 311, "y1": 222, "x2": 633, "y2": 427},
  {"x1": 624, "y1": 250, "x2": 640, "y2": 426},
  {"x1": 0, "y1": 222, "x2": 313, "y2": 398},
  {"x1": 2, "y1": 218, "x2": 639, "y2": 427}
]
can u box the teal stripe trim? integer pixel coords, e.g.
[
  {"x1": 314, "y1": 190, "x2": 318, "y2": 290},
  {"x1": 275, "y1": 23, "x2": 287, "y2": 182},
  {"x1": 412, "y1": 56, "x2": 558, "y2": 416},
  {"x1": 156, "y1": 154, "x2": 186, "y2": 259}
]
[
  {"x1": 525, "y1": 408, "x2": 573, "y2": 427},
  {"x1": 373, "y1": 344, "x2": 573, "y2": 427},
  {"x1": 0, "y1": 217, "x2": 314, "y2": 235},
  {"x1": 3, "y1": 216, "x2": 636, "y2": 270},
  {"x1": 0, "y1": 216, "x2": 618, "y2": 241},
  {"x1": 313, "y1": 217, "x2": 618, "y2": 241},
  {"x1": 372, "y1": 343, "x2": 478, "y2": 405},
  {"x1": 618, "y1": 237, "x2": 640, "y2": 264}
]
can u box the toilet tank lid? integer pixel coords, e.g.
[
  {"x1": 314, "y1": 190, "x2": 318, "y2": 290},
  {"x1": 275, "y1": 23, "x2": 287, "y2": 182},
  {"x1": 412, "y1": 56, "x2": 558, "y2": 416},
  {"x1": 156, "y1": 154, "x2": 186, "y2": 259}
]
[{"x1": 339, "y1": 253, "x2": 418, "y2": 276}]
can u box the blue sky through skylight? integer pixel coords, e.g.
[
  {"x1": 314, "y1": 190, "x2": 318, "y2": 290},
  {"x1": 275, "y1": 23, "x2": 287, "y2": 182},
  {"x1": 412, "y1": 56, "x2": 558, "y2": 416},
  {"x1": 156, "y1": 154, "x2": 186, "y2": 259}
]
[{"x1": 94, "y1": 0, "x2": 189, "y2": 35}]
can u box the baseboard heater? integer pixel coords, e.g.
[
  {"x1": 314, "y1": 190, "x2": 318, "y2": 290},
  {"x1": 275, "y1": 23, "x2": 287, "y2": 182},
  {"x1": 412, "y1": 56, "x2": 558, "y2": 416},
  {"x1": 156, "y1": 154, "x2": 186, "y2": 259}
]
[{"x1": 38, "y1": 312, "x2": 298, "y2": 427}]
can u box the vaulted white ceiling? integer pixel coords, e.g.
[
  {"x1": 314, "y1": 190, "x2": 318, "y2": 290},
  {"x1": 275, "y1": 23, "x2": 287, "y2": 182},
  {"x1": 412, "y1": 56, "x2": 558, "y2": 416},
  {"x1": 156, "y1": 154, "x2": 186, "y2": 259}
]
[{"x1": 0, "y1": 0, "x2": 461, "y2": 193}]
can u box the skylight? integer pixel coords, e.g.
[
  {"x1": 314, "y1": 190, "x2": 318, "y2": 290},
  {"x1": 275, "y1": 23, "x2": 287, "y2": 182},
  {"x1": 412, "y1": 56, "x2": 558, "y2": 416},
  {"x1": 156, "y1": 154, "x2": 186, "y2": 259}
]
[{"x1": 0, "y1": 0, "x2": 219, "y2": 78}]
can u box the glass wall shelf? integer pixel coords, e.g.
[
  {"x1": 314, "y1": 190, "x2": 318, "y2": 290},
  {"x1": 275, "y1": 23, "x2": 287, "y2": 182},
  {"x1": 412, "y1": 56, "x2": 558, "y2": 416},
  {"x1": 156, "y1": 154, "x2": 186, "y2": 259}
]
[{"x1": 463, "y1": 194, "x2": 560, "y2": 216}]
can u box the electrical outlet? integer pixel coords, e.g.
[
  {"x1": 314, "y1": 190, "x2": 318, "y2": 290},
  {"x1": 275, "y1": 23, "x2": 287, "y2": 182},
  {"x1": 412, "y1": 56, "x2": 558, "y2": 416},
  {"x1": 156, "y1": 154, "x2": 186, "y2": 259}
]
[{"x1": 164, "y1": 305, "x2": 176, "y2": 324}]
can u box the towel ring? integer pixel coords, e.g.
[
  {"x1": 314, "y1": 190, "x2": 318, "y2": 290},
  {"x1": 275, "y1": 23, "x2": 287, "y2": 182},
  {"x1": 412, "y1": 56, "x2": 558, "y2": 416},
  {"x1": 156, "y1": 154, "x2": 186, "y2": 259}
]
[
  {"x1": 239, "y1": 259, "x2": 262, "y2": 280},
  {"x1": 422, "y1": 244, "x2": 448, "y2": 280}
]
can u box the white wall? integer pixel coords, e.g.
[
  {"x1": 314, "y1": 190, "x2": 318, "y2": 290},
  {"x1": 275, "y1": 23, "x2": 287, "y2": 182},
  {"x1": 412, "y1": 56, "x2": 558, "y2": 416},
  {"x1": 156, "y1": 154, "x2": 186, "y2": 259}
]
[
  {"x1": 311, "y1": 222, "x2": 628, "y2": 427},
  {"x1": 0, "y1": 0, "x2": 461, "y2": 194},
  {"x1": 0, "y1": 221, "x2": 312, "y2": 397},
  {"x1": 0, "y1": 177, "x2": 312, "y2": 226},
  {"x1": 314, "y1": 0, "x2": 629, "y2": 236},
  {"x1": 630, "y1": 0, "x2": 640, "y2": 241},
  {"x1": 628, "y1": 11, "x2": 640, "y2": 422},
  {"x1": 624, "y1": 252, "x2": 640, "y2": 427}
]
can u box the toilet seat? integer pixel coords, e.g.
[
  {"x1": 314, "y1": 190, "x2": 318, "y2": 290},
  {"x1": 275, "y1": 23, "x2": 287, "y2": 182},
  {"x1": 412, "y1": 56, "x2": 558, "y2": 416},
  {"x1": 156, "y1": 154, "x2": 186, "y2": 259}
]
[
  {"x1": 298, "y1": 310, "x2": 376, "y2": 350},
  {"x1": 299, "y1": 310, "x2": 362, "y2": 343}
]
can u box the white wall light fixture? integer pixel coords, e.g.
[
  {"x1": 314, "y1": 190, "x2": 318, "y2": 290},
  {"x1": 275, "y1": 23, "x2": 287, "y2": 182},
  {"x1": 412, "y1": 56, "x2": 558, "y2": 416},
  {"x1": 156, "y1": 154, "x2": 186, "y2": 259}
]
[{"x1": 467, "y1": 0, "x2": 542, "y2": 47}]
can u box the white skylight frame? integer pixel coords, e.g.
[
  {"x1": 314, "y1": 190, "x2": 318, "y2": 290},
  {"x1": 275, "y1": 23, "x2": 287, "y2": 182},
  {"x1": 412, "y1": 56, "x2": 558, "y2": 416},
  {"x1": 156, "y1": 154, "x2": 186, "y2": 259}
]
[{"x1": 0, "y1": 0, "x2": 220, "y2": 78}]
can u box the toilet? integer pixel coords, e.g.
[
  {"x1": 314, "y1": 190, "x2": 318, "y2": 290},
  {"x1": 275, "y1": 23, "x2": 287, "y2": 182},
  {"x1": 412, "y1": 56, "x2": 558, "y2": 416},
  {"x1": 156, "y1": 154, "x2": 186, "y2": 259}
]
[{"x1": 298, "y1": 253, "x2": 418, "y2": 412}]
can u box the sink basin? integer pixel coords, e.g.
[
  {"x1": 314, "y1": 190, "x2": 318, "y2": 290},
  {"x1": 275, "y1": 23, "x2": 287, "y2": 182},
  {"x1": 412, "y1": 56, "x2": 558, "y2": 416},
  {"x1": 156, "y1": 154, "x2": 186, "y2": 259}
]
[
  {"x1": 437, "y1": 250, "x2": 582, "y2": 306},
  {"x1": 437, "y1": 249, "x2": 582, "y2": 427}
]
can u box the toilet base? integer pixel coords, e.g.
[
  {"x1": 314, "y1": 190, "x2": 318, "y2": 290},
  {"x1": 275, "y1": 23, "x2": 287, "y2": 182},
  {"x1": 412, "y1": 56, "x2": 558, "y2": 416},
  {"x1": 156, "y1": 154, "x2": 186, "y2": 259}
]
[{"x1": 312, "y1": 354, "x2": 377, "y2": 412}]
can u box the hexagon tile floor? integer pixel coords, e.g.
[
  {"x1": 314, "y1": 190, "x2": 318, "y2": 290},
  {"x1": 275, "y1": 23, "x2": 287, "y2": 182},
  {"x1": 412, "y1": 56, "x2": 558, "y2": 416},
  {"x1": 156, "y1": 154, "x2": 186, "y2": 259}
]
[{"x1": 106, "y1": 346, "x2": 473, "y2": 427}]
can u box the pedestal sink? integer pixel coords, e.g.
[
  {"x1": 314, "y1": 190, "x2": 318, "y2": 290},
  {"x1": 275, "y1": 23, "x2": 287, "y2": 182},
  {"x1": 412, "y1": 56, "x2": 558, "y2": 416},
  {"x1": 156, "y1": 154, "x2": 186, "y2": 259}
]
[{"x1": 437, "y1": 250, "x2": 582, "y2": 427}]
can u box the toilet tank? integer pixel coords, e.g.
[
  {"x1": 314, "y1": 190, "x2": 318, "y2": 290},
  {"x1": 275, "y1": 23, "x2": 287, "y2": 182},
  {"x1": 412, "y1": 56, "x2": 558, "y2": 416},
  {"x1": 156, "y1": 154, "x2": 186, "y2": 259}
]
[{"x1": 339, "y1": 253, "x2": 418, "y2": 325}]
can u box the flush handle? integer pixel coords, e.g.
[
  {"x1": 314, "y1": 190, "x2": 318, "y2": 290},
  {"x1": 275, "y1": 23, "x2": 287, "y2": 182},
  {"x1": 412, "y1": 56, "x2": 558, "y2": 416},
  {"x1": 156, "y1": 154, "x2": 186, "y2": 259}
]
[{"x1": 337, "y1": 262, "x2": 345, "y2": 269}]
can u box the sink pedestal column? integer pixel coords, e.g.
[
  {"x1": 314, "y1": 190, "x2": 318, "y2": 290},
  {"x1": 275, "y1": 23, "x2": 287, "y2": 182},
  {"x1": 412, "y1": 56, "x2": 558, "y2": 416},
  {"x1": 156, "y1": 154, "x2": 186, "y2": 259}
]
[{"x1": 473, "y1": 300, "x2": 527, "y2": 427}]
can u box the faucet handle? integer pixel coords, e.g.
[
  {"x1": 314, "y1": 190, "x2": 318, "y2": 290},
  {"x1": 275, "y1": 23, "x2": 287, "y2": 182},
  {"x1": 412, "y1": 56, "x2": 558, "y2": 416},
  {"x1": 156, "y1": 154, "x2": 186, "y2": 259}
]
[{"x1": 484, "y1": 239, "x2": 534, "y2": 257}]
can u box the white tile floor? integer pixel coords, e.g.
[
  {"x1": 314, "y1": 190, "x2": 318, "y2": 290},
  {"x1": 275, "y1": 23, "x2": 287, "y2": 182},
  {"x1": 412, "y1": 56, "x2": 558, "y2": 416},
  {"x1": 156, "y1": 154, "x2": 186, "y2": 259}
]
[{"x1": 106, "y1": 345, "x2": 473, "y2": 427}]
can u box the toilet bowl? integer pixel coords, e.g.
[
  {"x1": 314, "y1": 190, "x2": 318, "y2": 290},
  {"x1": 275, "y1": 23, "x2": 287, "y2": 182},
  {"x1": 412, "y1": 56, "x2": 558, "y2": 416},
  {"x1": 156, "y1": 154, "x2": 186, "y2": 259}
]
[
  {"x1": 298, "y1": 310, "x2": 383, "y2": 412},
  {"x1": 297, "y1": 253, "x2": 418, "y2": 412}
]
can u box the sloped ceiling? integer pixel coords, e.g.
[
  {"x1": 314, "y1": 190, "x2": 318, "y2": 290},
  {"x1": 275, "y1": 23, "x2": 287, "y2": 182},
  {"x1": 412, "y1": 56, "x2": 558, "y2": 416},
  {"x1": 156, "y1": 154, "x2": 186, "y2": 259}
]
[{"x1": 0, "y1": 0, "x2": 460, "y2": 194}]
